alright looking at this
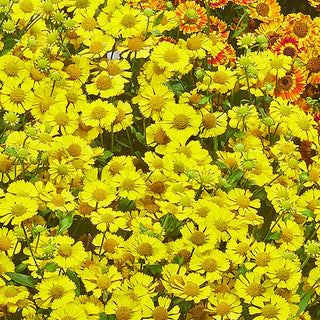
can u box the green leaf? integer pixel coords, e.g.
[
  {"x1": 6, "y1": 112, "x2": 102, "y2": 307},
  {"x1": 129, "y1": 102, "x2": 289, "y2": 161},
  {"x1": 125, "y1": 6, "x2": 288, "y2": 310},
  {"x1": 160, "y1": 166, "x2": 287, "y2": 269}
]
[
  {"x1": 146, "y1": 264, "x2": 162, "y2": 275},
  {"x1": 15, "y1": 263, "x2": 28, "y2": 273},
  {"x1": 100, "y1": 313, "x2": 108, "y2": 320},
  {"x1": 297, "y1": 290, "x2": 312, "y2": 315},
  {"x1": 6, "y1": 146, "x2": 18, "y2": 157},
  {"x1": 97, "y1": 150, "x2": 113, "y2": 163},
  {"x1": 45, "y1": 262, "x2": 59, "y2": 272},
  {"x1": 153, "y1": 12, "x2": 164, "y2": 27},
  {"x1": 165, "y1": 78, "x2": 185, "y2": 97},
  {"x1": 6, "y1": 272, "x2": 36, "y2": 288},
  {"x1": 199, "y1": 96, "x2": 210, "y2": 104},
  {"x1": 267, "y1": 231, "x2": 281, "y2": 240},
  {"x1": 0, "y1": 38, "x2": 18, "y2": 56},
  {"x1": 66, "y1": 269, "x2": 81, "y2": 296},
  {"x1": 301, "y1": 209, "x2": 315, "y2": 218},
  {"x1": 139, "y1": 223, "x2": 148, "y2": 234},
  {"x1": 57, "y1": 211, "x2": 75, "y2": 235}
]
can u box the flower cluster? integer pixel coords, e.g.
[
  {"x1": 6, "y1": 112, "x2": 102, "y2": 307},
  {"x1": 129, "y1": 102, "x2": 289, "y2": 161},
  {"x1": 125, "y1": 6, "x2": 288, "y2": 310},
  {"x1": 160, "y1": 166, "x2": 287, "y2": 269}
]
[{"x1": 0, "y1": 0, "x2": 320, "y2": 319}]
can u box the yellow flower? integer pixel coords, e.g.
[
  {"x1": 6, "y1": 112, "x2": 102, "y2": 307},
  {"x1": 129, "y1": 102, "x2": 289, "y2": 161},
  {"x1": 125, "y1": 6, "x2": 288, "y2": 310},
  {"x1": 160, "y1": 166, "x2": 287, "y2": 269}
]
[
  {"x1": 110, "y1": 4, "x2": 147, "y2": 38},
  {"x1": 249, "y1": 294, "x2": 291, "y2": 320},
  {"x1": 81, "y1": 265, "x2": 122, "y2": 297},
  {"x1": 266, "y1": 258, "x2": 301, "y2": 290},
  {"x1": 90, "y1": 207, "x2": 126, "y2": 233},
  {"x1": 0, "y1": 54, "x2": 28, "y2": 82},
  {"x1": 111, "y1": 101, "x2": 133, "y2": 132},
  {"x1": 1, "y1": 78, "x2": 34, "y2": 113},
  {"x1": 105, "y1": 291, "x2": 142, "y2": 320},
  {"x1": 126, "y1": 233, "x2": 166, "y2": 264},
  {"x1": 86, "y1": 72, "x2": 125, "y2": 98},
  {"x1": 0, "y1": 194, "x2": 38, "y2": 226},
  {"x1": 268, "y1": 51, "x2": 292, "y2": 78},
  {"x1": 189, "y1": 249, "x2": 230, "y2": 281},
  {"x1": 207, "y1": 293, "x2": 242, "y2": 320},
  {"x1": 171, "y1": 273, "x2": 211, "y2": 303},
  {"x1": 226, "y1": 188, "x2": 260, "y2": 216},
  {"x1": 150, "y1": 41, "x2": 191, "y2": 74},
  {"x1": 0, "y1": 253, "x2": 15, "y2": 286},
  {"x1": 48, "y1": 302, "x2": 87, "y2": 320},
  {"x1": 35, "y1": 275, "x2": 76, "y2": 309},
  {"x1": 112, "y1": 168, "x2": 147, "y2": 201},
  {"x1": 81, "y1": 99, "x2": 118, "y2": 129},
  {"x1": 0, "y1": 227, "x2": 21, "y2": 256},
  {"x1": 199, "y1": 111, "x2": 227, "y2": 138},
  {"x1": 53, "y1": 235, "x2": 87, "y2": 270},
  {"x1": 0, "y1": 285, "x2": 29, "y2": 313},
  {"x1": 142, "y1": 296, "x2": 180, "y2": 320},
  {"x1": 161, "y1": 103, "x2": 201, "y2": 144},
  {"x1": 132, "y1": 82, "x2": 175, "y2": 121}
]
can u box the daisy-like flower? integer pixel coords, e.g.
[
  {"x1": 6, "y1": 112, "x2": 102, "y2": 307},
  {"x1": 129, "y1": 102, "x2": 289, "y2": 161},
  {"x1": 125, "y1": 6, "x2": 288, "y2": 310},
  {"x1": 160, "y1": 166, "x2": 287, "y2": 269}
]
[
  {"x1": 171, "y1": 273, "x2": 211, "y2": 303},
  {"x1": 176, "y1": 1, "x2": 207, "y2": 34},
  {"x1": 274, "y1": 219, "x2": 304, "y2": 252},
  {"x1": 210, "y1": 65, "x2": 238, "y2": 94},
  {"x1": 81, "y1": 265, "x2": 122, "y2": 297},
  {"x1": 267, "y1": 51, "x2": 292, "y2": 78},
  {"x1": 1, "y1": 78, "x2": 34, "y2": 113},
  {"x1": 111, "y1": 101, "x2": 133, "y2": 132},
  {"x1": 0, "y1": 54, "x2": 28, "y2": 82},
  {"x1": 35, "y1": 275, "x2": 76, "y2": 309},
  {"x1": 298, "y1": 189, "x2": 320, "y2": 220},
  {"x1": 226, "y1": 188, "x2": 260, "y2": 216},
  {"x1": 179, "y1": 33, "x2": 213, "y2": 59},
  {"x1": 73, "y1": 8, "x2": 102, "y2": 39},
  {"x1": 235, "y1": 271, "x2": 273, "y2": 303},
  {"x1": 161, "y1": 103, "x2": 201, "y2": 144},
  {"x1": 248, "y1": 0, "x2": 282, "y2": 23},
  {"x1": 288, "y1": 110, "x2": 318, "y2": 143},
  {"x1": 150, "y1": 41, "x2": 191, "y2": 74},
  {"x1": 40, "y1": 183, "x2": 75, "y2": 212},
  {"x1": 105, "y1": 291, "x2": 141, "y2": 320},
  {"x1": 132, "y1": 82, "x2": 175, "y2": 121},
  {"x1": 81, "y1": 99, "x2": 118, "y2": 129},
  {"x1": 0, "y1": 194, "x2": 38, "y2": 226},
  {"x1": 266, "y1": 258, "x2": 301, "y2": 290},
  {"x1": 119, "y1": 35, "x2": 154, "y2": 59},
  {"x1": 53, "y1": 235, "x2": 87, "y2": 270},
  {"x1": 249, "y1": 294, "x2": 291, "y2": 320},
  {"x1": 48, "y1": 303, "x2": 87, "y2": 320},
  {"x1": 0, "y1": 253, "x2": 15, "y2": 286},
  {"x1": 189, "y1": 249, "x2": 230, "y2": 281},
  {"x1": 112, "y1": 168, "x2": 147, "y2": 201},
  {"x1": 0, "y1": 285, "x2": 29, "y2": 313},
  {"x1": 90, "y1": 207, "x2": 126, "y2": 233},
  {"x1": 92, "y1": 232, "x2": 125, "y2": 259},
  {"x1": 82, "y1": 34, "x2": 115, "y2": 58},
  {"x1": 0, "y1": 227, "x2": 21, "y2": 256},
  {"x1": 110, "y1": 4, "x2": 147, "y2": 38},
  {"x1": 45, "y1": 104, "x2": 79, "y2": 135},
  {"x1": 143, "y1": 296, "x2": 180, "y2": 320},
  {"x1": 180, "y1": 221, "x2": 217, "y2": 253},
  {"x1": 86, "y1": 72, "x2": 125, "y2": 98},
  {"x1": 199, "y1": 111, "x2": 228, "y2": 138},
  {"x1": 126, "y1": 233, "x2": 166, "y2": 264},
  {"x1": 207, "y1": 293, "x2": 242, "y2": 320},
  {"x1": 275, "y1": 67, "x2": 306, "y2": 101}
]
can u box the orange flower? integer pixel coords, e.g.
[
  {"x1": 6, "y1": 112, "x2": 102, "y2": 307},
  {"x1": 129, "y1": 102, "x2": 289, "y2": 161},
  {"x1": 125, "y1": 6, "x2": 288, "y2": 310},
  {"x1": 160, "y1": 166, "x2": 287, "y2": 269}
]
[
  {"x1": 275, "y1": 67, "x2": 306, "y2": 101},
  {"x1": 249, "y1": 0, "x2": 282, "y2": 23},
  {"x1": 176, "y1": 1, "x2": 207, "y2": 34},
  {"x1": 272, "y1": 36, "x2": 301, "y2": 60}
]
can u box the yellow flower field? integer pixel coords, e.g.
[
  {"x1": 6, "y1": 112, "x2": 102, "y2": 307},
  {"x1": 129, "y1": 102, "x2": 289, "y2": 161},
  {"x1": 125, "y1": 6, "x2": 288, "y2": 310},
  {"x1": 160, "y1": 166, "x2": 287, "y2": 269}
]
[{"x1": 0, "y1": 0, "x2": 320, "y2": 319}]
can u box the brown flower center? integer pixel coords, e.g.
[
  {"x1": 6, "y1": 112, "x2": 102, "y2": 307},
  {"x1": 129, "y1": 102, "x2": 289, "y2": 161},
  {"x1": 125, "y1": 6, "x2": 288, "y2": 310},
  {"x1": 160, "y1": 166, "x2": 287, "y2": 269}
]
[
  {"x1": 11, "y1": 204, "x2": 26, "y2": 216},
  {"x1": 183, "y1": 282, "x2": 199, "y2": 296},
  {"x1": 50, "y1": 284, "x2": 65, "y2": 299},
  {"x1": 163, "y1": 49, "x2": 179, "y2": 63},
  {"x1": 0, "y1": 159, "x2": 12, "y2": 173},
  {"x1": 121, "y1": 14, "x2": 136, "y2": 28},
  {"x1": 212, "y1": 70, "x2": 228, "y2": 84},
  {"x1": 278, "y1": 76, "x2": 293, "y2": 91},
  {"x1": 202, "y1": 113, "x2": 217, "y2": 129},
  {"x1": 137, "y1": 242, "x2": 153, "y2": 256},
  {"x1": 246, "y1": 282, "x2": 262, "y2": 297},
  {"x1": 202, "y1": 257, "x2": 218, "y2": 272},
  {"x1": 97, "y1": 274, "x2": 112, "y2": 290},
  {"x1": 173, "y1": 114, "x2": 189, "y2": 130},
  {"x1": 261, "y1": 305, "x2": 278, "y2": 319},
  {"x1": 154, "y1": 128, "x2": 170, "y2": 145},
  {"x1": 255, "y1": 252, "x2": 271, "y2": 267},
  {"x1": 96, "y1": 75, "x2": 112, "y2": 90},
  {"x1": 116, "y1": 307, "x2": 131, "y2": 320},
  {"x1": 283, "y1": 46, "x2": 295, "y2": 57},
  {"x1": 128, "y1": 37, "x2": 144, "y2": 51},
  {"x1": 10, "y1": 88, "x2": 25, "y2": 103},
  {"x1": 150, "y1": 181, "x2": 166, "y2": 194},
  {"x1": 51, "y1": 194, "x2": 66, "y2": 207},
  {"x1": 65, "y1": 64, "x2": 81, "y2": 80},
  {"x1": 190, "y1": 230, "x2": 206, "y2": 246},
  {"x1": 152, "y1": 306, "x2": 168, "y2": 320},
  {"x1": 58, "y1": 243, "x2": 72, "y2": 257},
  {"x1": 255, "y1": 3, "x2": 270, "y2": 16},
  {"x1": 0, "y1": 235, "x2": 11, "y2": 251},
  {"x1": 187, "y1": 37, "x2": 202, "y2": 50},
  {"x1": 103, "y1": 239, "x2": 118, "y2": 253},
  {"x1": 215, "y1": 301, "x2": 231, "y2": 316},
  {"x1": 293, "y1": 21, "x2": 308, "y2": 38},
  {"x1": 92, "y1": 188, "x2": 107, "y2": 201},
  {"x1": 306, "y1": 57, "x2": 320, "y2": 73}
]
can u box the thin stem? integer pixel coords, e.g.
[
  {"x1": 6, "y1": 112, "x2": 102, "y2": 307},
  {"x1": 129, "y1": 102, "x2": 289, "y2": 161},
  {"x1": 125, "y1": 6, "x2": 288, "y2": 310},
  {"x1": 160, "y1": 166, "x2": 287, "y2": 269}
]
[{"x1": 22, "y1": 224, "x2": 40, "y2": 273}]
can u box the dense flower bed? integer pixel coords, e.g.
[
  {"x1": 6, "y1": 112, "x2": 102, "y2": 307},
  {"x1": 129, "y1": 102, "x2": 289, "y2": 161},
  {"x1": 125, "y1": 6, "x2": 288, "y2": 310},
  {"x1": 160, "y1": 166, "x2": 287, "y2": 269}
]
[{"x1": 0, "y1": 0, "x2": 320, "y2": 319}]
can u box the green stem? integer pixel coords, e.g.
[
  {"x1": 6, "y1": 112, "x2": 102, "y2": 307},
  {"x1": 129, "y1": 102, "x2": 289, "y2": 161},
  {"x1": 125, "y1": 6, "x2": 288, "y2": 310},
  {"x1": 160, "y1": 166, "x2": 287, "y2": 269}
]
[{"x1": 22, "y1": 224, "x2": 40, "y2": 272}]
